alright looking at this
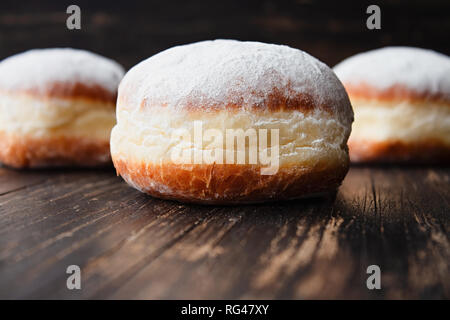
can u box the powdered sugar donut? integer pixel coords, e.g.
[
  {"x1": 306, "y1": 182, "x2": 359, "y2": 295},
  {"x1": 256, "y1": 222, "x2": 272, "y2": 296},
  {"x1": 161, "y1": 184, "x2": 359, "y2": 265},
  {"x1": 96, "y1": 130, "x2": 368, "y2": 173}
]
[
  {"x1": 334, "y1": 47, "x2": 450, "y2": 163},
  {"x1": 111, "y1": 40, "x2": 353, "y2": 204},
  {"x1": 0, "y1": 48, "x2": 125, "y2": 168}
]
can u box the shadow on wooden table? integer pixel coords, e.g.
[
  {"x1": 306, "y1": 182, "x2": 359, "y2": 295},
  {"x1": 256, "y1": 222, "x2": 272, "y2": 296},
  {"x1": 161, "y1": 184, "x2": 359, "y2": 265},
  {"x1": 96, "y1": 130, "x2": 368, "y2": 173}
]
[{"x1": 0, "y1": 165, "x2": 448, "y2": 299}]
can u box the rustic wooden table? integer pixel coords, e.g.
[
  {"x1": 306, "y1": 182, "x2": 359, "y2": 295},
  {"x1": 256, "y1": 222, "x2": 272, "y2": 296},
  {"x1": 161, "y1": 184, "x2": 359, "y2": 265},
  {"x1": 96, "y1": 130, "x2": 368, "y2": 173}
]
[{"x1": 0, "y1": 165, "x2": 448, "y2": 299}]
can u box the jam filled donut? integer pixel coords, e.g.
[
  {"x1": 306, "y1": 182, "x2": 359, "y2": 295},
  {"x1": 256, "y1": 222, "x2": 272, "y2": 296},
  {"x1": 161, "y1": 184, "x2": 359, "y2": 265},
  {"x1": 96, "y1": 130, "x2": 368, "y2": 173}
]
[
  {"x1": 111, "y1": 40, "x2": 353, "y2": 204},
  {"x1": 334, "y1": 47, "x2": 450, "y2": 163},
  {"x1": 0, "y1": 48, "x2": 125, "y2": 168}
]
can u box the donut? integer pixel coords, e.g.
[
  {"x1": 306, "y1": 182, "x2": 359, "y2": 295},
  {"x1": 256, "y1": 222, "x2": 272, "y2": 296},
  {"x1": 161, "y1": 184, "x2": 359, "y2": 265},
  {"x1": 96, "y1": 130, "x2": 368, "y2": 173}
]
[
  {"x1": 111, "y1": 40, "x2": 353, "y2": 204},
  {"x1": 333, "y1": 46, "x2": 450, "y2": 163},
  {"x1": 0, "y1": 48, "x2": 125, "y2": 168}
]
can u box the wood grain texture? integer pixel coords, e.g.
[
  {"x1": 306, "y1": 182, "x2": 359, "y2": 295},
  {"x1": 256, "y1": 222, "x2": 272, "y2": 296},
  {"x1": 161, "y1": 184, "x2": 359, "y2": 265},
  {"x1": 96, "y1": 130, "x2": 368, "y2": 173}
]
[{"x1": 0, "y1": 165, "x2": 448, "y2": 299}]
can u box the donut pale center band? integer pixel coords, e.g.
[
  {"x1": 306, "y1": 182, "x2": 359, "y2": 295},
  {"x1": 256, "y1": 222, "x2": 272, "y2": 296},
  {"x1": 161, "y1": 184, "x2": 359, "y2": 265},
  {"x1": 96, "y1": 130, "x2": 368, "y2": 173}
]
[{"x1": 111, "y1": 107, "x2": 350, "y2": 176}]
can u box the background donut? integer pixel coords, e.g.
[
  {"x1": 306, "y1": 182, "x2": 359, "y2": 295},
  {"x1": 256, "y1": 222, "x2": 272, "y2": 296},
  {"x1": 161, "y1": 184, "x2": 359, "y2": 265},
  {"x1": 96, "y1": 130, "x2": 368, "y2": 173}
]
[
  {"x1": 0, "y1": 48, "x2": 125, "y2": 168},
  {"x1": 334, "y1": 47, "x2": 450, "y2": 163}
]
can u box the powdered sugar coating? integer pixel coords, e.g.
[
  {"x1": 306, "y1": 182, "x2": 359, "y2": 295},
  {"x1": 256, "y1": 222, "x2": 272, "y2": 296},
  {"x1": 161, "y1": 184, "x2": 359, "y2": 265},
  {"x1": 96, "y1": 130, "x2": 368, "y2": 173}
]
[
  {"x1": 333, "y1": 47, "x2": 450, "y2": 99},
  {"x1": 119, "y1": 39, "x2": 353, "y2": 126},
  {"x1": 0, "y1": 48, "x2": 125, "y2": 94}
]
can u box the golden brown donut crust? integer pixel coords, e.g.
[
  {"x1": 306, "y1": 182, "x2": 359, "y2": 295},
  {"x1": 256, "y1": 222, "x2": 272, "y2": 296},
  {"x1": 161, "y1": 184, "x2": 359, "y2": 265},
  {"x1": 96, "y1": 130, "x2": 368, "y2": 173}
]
[
  {"x1": 348, "y1": 139, "x2": 450, "y2": 164},
  {"x1": 343, "y1": 83, "x2": 450, "y2": 105},
  {"x1": 1, "y1": 81, "x2": 117, "y2": 105},
  {"x1": 0, "y1": 131, "x2": 111, "y2": 168},
  {"x1": 126, "y1": 85, "x2": 341, "y2": 114},
  {"x1": 113, "y1": 159, "x2": 349, "y2": 205}
]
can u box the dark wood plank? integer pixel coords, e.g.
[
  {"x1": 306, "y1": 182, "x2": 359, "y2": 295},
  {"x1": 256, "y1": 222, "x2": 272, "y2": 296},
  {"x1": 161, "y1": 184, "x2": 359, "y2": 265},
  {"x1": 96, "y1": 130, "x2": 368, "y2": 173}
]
[
  {"x1": 0, "y1": 167, "x2": 48, "y2": 195},
  {"x1": 0, "y1": 0, "x2": 449, "y2": 69},
  {"x1": 0, "y1": 166, "x2": 448, "y2": 299}
]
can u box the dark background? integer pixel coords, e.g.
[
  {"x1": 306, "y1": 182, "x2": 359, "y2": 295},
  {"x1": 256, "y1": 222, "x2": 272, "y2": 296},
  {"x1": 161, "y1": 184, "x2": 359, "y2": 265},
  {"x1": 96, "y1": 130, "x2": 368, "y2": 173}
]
[{"x1": 0, "y1": 0, "x2": 449, "y2": 70}]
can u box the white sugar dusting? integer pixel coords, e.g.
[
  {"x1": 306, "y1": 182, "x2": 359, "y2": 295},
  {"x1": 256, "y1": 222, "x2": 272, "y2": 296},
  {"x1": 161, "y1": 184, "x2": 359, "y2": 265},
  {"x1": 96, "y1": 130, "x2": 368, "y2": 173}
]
[
  {"x1": 333, "y1": 47, "x2": 450, "y2": 99},
  {"x1": 120, "y1": 39, "x2": 352, "y2": 125},
  {"x1": 0, "y1": 48, "x2": 125, "y2": 94}
]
